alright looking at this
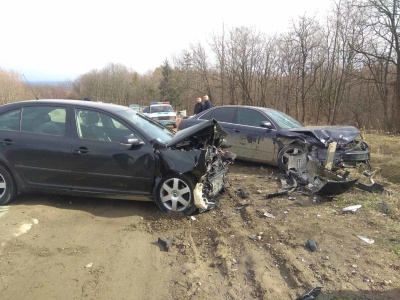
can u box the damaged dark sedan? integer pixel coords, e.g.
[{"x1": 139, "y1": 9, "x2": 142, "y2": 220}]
[
  {"x1": 178, "y1": 105, "x2": 370, "y2": 171},
  {"x1": 0, "y1": 100, "x2": 233, "y2": 214}
]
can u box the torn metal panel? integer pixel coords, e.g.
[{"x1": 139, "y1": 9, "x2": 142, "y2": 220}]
[
  {"x1": 157, "y1": 148, "x2": 206, "y2": 175},
  {"x1": 285, "y1": 151, "x2": 358, "y2": 196}
]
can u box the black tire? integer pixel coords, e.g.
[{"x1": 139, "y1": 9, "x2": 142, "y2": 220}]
[
  {"x1": 278, "y1": 144, "x2": 305, "y2": 171},
  {"x1": 155, "y1": 173, "x2": 197, "y2": 215},
  {"x1": 0, "y1": 165, "x2": 16, "y2": 205}
]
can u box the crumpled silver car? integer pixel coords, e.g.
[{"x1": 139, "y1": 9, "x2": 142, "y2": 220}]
[
  {"x1": 178, "y1": 105, "x2": 370, "y2": 171},
  {"x1": 0, "y1": 100, "x2": 233, "y2": 214}
]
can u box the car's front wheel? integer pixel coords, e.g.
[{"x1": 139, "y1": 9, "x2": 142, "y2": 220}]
[
  {"x1": 156, "y1": 173, "x2": 197, "y2": 215},
  {"x1": 278, "y1": 144, "x2": 305, "y2": 171},
  {"x1": 0, "y1": 165, "x2": 16, "y2": 205}
]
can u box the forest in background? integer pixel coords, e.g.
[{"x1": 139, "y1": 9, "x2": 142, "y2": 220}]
[{"x1": 1, "y1": 0, "x2": 399, "y2": 132}]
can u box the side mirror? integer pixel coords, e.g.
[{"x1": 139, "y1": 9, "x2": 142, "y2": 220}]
[
  {"x1": 121, "y1": 135, "x2": 144, "y2": 147},
  {"x1": 261, "y1": 121, "x2": 274, "y2": 129}
]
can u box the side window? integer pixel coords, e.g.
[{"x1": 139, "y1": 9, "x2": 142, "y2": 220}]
[
  {"x1": 236, "y1": 108, "x2": 267, "y2": 127},
  {"x1": 201, "y1": 107, "x2": 236, "y2": 123},
  {"x1": 21, "y1": 106, "x2": 66, "y2": 136},
  {"x1": 0, "y1": 109, "x2": 21, "y2": 131},
  {"x1": 75, "y1": 109, "x2": 133, "y2": 142},
  {"x1": 208, "y1": 107, "x2": 235, "y2": 123}
]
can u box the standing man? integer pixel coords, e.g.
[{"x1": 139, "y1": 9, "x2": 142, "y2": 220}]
[
  {"x1": 194, "y1": 97, "x2": 203, "y2": 115},
  {"x1": 202, "y1": 94, "x2": 213, "y2": 111}
]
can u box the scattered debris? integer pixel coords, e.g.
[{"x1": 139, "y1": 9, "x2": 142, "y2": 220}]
[
  {"x1": 357, "y1": 235, "x2": 375, "y2": 244},
  {"x1": 190, "y1": 216, "x2": 197, "y2": 221},
  {"x1": 295, "y1": 286, "x2": 323, "y2": 300},
  {"x1": 248, "y1": 235, "x2": 258, "y2": 241},
  {"x1": 263, "y1": 212, "x2": 276, "y2": 219},
  {"x1": 305, "y1": 239, "x2": 317, "y2": 252},
  {"x1": 342, "y1": 204, "x2": 362, "y2": 213},
  {"x1": 236, "y1": 188, "x2": 249, "y2": 199},
  {"x1": 234, "y1": 203, "x2": 250, "y2": 210},
  {"x1": 158, "y1": 235, "x2": 174, "y2": 251},
  {"x1": 273, "y1": 143, "x2": 384, "y2": 198},
  {"x1": 85, "y1": 263, "x2": 93, "y2": 268},
  {"x1": 355, "y1": 181, "x2": 384, "y2": 193},
  {"x1": 265, "y1": 190, "x2": 288, "y2": 199}
]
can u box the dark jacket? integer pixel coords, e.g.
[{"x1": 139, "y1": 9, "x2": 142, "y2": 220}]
[
  {"x1": 203, "y1": 100, "x2": 213, "y2": 111},
  {"x1": 194, "y1": 102, "x2": 203, "y2": 114}
]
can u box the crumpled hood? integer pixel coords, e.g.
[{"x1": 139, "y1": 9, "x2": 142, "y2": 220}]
[
  {"x1": 167, "y1": 119, "x2": 228, "y2": 149},
  {"x1": 279, "y1": 125, "x2": 361, "y2": 145}
]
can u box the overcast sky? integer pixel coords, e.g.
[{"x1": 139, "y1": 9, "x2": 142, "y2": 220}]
[{"x1": 0, "y1": 0, "x2": 334, "y2": 81}]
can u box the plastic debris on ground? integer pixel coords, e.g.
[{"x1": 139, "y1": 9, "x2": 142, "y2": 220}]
[
  {"x1": 342, "y1": 204, "x2": 362, "y2": 213},
  {"x1": 357, "y1": 235, "x2": 375, "y2": 244}
]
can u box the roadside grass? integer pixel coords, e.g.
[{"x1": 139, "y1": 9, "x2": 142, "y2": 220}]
[
  {"x1": 333, "y1": 133, "x2": 400, "y2": 255},
  {"x1": 363, "y1": 133, "x2": 400, "y2": 184}
]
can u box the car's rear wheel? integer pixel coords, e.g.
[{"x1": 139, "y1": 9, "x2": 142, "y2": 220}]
[
  {"x1": 278, "y1": 144, "x2": 305, "y2": 171},
  {"x1": 0, "y1": 165, "x2": 16, "y2": 205},
  {"x1": 156, "y1": 173, "x2": 197, "y2": 215}
]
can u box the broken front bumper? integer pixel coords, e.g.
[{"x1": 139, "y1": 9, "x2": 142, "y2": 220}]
[{"x1": 194, "y1": 167, "x2": 228, "y2": 210}]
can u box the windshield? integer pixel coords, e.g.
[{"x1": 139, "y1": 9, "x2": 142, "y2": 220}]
[
  {"x1": 150, "y1": 105, "x2": 173, "y2": 113},
  {"x1": 266, "y1": 109, "x2": 303, "y2": 129},
  {"x1": 118, "y1": 109, "x2": 174, "y2": 143}
]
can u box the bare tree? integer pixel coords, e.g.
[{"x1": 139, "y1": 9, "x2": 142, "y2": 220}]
[{"x1": 352, "y1": 0, "x2": 400, "y2": 131}]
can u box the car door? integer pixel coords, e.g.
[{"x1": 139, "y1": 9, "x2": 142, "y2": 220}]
[
  {"x1": 0, "y1": 105, "x2": 72, "y2": 188},
  {"x1": 70, "y1": 108, "x2": 155, "y2": 195},
  {"x1": 231, "y1": 107, "x2": 277, "y2": 163}
]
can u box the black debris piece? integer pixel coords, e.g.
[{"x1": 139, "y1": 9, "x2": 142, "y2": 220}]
[
  {"x1": 355, "y1": 182, "x2": 384, "y2": 193},
  {"x1": 158, "y1": 235, "x2": 174, "y2": 252},
  {"x1": 295, "y1": 286, "x2": 323, "y2": 300},
  {"x1": 305, "y1": 239, "x2": 317, "y2": 252},
  {"x1": 265, "y1": 190, "x2": 289, "y2": 199},
  {"x1": 236, "y1": 188, "x2": 249, "y2": 199},
  {"x1": 315, "y1": 179, "x2": 358, "y2": 196}
]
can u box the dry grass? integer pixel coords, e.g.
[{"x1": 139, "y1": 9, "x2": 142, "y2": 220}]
[{"x1": 363, "y1": 133, "x2": 400, "y2": 184}]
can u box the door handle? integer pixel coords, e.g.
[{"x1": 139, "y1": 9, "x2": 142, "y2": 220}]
[
  {"x1": 234, "y1": 129, "x2": 240, "y2": 133},
  {"x1": 74, "y1": 147, "x2": 90, "y2": 154},
  {"x1": 2, "y1": 139, "x2": 14, "y2": 145}
]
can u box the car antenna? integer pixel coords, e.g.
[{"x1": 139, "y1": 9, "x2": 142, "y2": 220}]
[{"x1": 23, "y1": 74, "x2": 39, "y2": 100}]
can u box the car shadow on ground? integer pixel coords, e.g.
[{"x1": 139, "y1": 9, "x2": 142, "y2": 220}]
[{"x1": 9, "y1": 193, "x2": 165, "y2": 219}]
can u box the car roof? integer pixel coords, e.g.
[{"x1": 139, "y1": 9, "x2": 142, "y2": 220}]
[
  {"x1": 0, "y1": 99, "x2": 129, "y2": 113},
  {"x1": 201, "y1": 105, "x2": 279, "y2": 113}
]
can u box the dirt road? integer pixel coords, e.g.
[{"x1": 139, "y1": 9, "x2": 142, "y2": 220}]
[{"x1": 1, "y1": 162, "x2": 399, "y2": 299}]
